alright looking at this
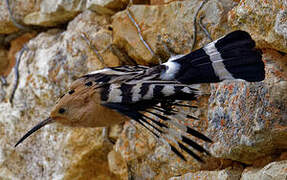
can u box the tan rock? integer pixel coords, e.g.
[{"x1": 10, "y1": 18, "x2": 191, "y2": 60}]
[
  {"x1": 40, "y1": 0, "x2": 85, "y2": 13},
  {"x1": 150, "y1": 0, "x2": 184, "y2": 5},
  {"x1": 0, "y1": 47, "x2": 8, "y2": 75},
  {"x1": 0, "y1": 0, "x2": 286, "y2": 179},
  {"x1": 23, "y1": 0, "x2": 87, "y2": 27},
  {"x1": 0, "y1": 10, "x2": 122, "y2": 179},
  {"x1": 24, "y1": 11, "x2": 80, "y2": 27},
  {"x1": 109, "y1": 124, "x2": 124, "y2": 140},
  {"x1": 63, "y1": 128, "x2": 119, "y2": 180},
  {"x1": 241, "y1": 160, "x2": 287, "y2": 180},
  {"x1": 112, "y1": 0, "x2": 235, "y2": 65},
  {"x1": 169, "y1": 165, "x2": 243, "y2": 180},
  {"x1": 65, "y1": 10, "x2": 122, "y2": 71},
  {"x1": 0, "y1": 0, "x2": 40, "y2": 34},
  {"x1": 228, "y1": 0, "x2": 287, "y2": 53},
  {"x1": 208, "y1": 49, "x2": 287, "y2": 164},
  {"x1": 132, "y1": 0, "x2": 151, "y2": 4},
  {"x1": 6, "y1": 32, "x2": 37, "y2": 76},
  {"x1": 108, "y1": 150, "x2": 128, "y2": 178},
  {"x1": 86, "y1": 0, "x2": 128, "y2": 15}
]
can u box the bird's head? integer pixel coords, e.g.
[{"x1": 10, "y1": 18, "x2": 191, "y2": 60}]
[{"x1": 14, "y1": 78, "x2": 111, "y2": 147}]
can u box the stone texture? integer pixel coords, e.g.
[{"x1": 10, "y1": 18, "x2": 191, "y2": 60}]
[
  {"x1": 65, "y1": 10, "x2": 123, "y2": 70},
  {"x1": 108, "y1": 150, "x2": 128, "y2": 178},
  {"x1": 23, "y1": 11, "x2": 80, "y2": 27},
  {"x1": 0, "y1": 10, "x2": 122, "y2": 179},
  {"x1": 0, "y1": 0, "x2": 132, "y2": 31},
  {"x1": 150, "y1": 0, "x2": 184, "y2": 5},
  {"x1": 40, "y1": 0, "x2": 85, "y2": 13},
  {"x1": 112, "y1": 0, "x2": 236, "y2": 65},
  {"x1": 228, "y1": 0, "x2": 287, "y2": 53},
  {"x1": 23, "y1": 0, "x2": 86, "y2": 27},
  {"x1": 86, "y1": 0, "x2": 128, "y2": 15},
  {"x1": 208, "y1": 49, "x2": 287, "y2": 165},
  {"x1": 0, "y1": 0, "x2": 40, "y2": 34},
  {"x1": 0, "y1": 0, "x2": 286, "y2": 179},
  {"x1": 241, "y1": 160, "x2": 287, "y2": 180},
  {"x1": 0, "y1": 47, "x2": 8, "y2": 75},
  {"x1": 6, "y1": 32, "x2": 37, "y2": 77},
  {"x1": 169, "y1": 164, "x2": 243, "y2": 180}
]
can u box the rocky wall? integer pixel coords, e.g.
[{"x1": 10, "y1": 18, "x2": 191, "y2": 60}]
[{"x1": 0, "y1": 0, "x2": 286, "y2": 179}]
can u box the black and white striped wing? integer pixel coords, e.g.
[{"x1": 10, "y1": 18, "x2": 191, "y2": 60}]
[
  {"x1": 82, "y1": 65, "x2": 150, "y2": 84},
  {"x1": 82, "y1": 30, "x2": 265, "y2": 162},
  {"x1": 100, "y1": 81, "x2": 211, "y2": 162}
]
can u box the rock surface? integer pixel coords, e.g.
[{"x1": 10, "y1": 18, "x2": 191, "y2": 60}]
[
  {"x1": 86, "y1": 0, "x2": 128, "y2": 15},
  {"x1": 169, "y1": 164, "x2": 243, "y2": 180},
  {"x1": 112, "y1": 0, "x2": 236, "y2": 65},
  {"x1": 0, "y1": 0, "x2": 40, "y2": 34},
  {"x1": 0, "y1": 0, "x2": 128, "y2": 33},
  {"x1": 23, "y1": 0, "x2": 87, "y2": 27},
  {"x1": 228, "y1": 0, "x2": 287, "y2": 53},
  {"x1": 0, "y1": 47, "x2": 9, "y2": 75},
  {"x1": 241, "y1": 160, "x2": 287, "y2": 180},
  {"x1": 0, "y1": 0, "x2": 286, "y2": 179},
  {"x1": 0, "y1": 10, "x2": 122, "y2": 180},
  {"x1": 6, "y1": 32, "x2": 37, "y2": 77},
  {"x1": 208, "y1": 49, "x2": 287, "y2": 164}
]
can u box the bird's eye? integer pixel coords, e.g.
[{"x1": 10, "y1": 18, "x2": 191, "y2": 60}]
[
  {"x1": 58, "y1": 108, "x2": 66, "y2": 114},
  {"x1": 85, "y1": 81, "x2": 93, "y2": 86},
  {"x1": 68, "y1": 89, "x2": 75, "y2": 94}
]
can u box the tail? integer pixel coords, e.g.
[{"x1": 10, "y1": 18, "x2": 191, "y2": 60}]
[{"x1": 160, "y1": 30, "x2": 265, "y2": 83}]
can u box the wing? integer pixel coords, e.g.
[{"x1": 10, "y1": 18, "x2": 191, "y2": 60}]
[
  {"x1": 81, "y1": 65, "x2": 150, "y2": 84},
  {"x1": 78, "y1": 30, "x2": 265, "y2": 162},
  {"x1": 79, "y1": 65, "x2": 210, "y2": 162},
  {"x1": 101, "y1": 81, "x2": 211, "y2": 162}
]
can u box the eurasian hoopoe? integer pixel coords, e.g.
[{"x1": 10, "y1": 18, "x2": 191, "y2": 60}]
[{"x1": 15, "y1": 30, "x2": 265, "y2": 162}]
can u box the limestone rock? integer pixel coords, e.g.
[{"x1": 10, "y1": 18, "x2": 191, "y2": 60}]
[
  {"x1": 24, "y1": 11, "x2": 80, "y2": 27},
  {"x1": 150, "y1": 0, "x2": 184, "y2": 5},
  {"x1": 86, "y1": 0, "x2": 128, "y2": 15},
  {"x1": 228, "y1": 0, "x2": 287, "y2": 53},
  {"x1": 241, "y1": 160, "x2": 287, "y2": 180},
  {"x1": 24, "y1": 0, "x2": 86, "y2": 27},
  {"x1": 40, "y1": 0, "x2": 85, "y2": 13},
  {"x1": 0, "y1": 10, "x2": 122, "y2": 179},
  {"x1": 0, "y1": 0, "x2": 40, "y2": 34},
  {"x1": 0, "y1": 0, "x2": 286, "y2": 179},
  {"x1": 0, "y1": 0, "x2": 131, "y2": 30},
  {"x1": 108, "y1": 150, "x2": 128, "y2": 178},
  {"x1": 112, "y1": 0, "x2": 236, "y2": 65},
  {"x1": 169, "y1": 165, "x2": 243, "y2": 180},
  {"x1": 208, "y1": 49, "x2": 287, "y2": 164},
  {"x1": 0, "y1": 47, "x2": 8, "y2": 75},
  {"x1": 65, "y1": 10, "x2": 122, "y2": 70},
  {"x1": 6, "y1": 32, "x2": 37, "y2": 77}
]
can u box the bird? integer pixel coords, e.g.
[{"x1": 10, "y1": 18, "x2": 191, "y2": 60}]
[{"x1": 14, "y1": 30, "x2": 265, "y2": 162}]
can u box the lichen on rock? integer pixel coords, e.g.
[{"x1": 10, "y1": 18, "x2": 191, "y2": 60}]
[{"x1": 0, "y1": 0, "x2": 286, "y2": 179}]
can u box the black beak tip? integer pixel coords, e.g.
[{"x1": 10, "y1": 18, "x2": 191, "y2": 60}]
[
  {"x1": 14, "y1": 142, "x2": 20, "y2": 148},
  {"x1": 14, "y1": 117, "x2": 53, "y2": 148}
]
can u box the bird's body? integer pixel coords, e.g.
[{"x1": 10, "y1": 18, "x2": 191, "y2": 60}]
[{"x1": 15, "y1": 30, "x2": 265, "y2": 162}]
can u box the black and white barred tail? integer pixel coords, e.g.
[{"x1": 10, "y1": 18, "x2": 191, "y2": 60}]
[
  {"x1": 160, "y1": 30, "x2": 265, "y2": 83},
  {"x1": 82, "y1": 30, "x2": 265, "y2": 162}
]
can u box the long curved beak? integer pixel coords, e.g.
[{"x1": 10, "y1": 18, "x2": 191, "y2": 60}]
[{"x1": 15, "y1": 117, "x2": 54, "y2": 147}]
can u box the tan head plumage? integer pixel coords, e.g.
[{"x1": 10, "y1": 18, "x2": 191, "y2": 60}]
[{"x1": 15, "y1": 77, "x2": 127, "y2": 147}]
